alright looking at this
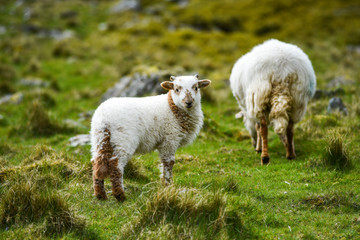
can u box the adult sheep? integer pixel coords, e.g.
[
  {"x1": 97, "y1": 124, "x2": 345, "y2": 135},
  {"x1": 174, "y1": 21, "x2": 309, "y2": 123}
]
[
  {"x1": 230, "y1": 39, "x2": 316, "y2": 165},
  {"x1": 91, "y1": 74, "x2": 211, "y2": 201}
]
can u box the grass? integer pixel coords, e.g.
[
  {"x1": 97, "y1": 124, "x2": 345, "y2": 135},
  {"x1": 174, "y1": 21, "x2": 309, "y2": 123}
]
[{"x1": 0, "y1": 0, "x2": 360, "y2": 239}]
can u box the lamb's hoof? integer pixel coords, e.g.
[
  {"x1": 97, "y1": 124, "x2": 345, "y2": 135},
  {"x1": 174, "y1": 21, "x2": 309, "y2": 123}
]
[
  {"x1": 95, "y1": 194, "x2": 108, "y2": 200},
  {"x1": 261, "y1": 156, "x2": 270, "y2": 165},
  {"x1": 114, "y1": 193, "x2": 126, "y2": 202},
  {"x1": 286, "y1": 155, "x2": 296, "y2": 160},
  {"x1": 256, "y1": 149, "x2": 262, "y2": 154}
]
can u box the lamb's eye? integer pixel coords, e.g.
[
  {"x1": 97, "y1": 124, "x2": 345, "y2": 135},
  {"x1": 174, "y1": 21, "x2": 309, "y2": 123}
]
[
  {"x1": 195, "y1": 87, "x2": 198, "y2": 91},
  {"x1": 175, "y1": 88, "x2": 179, "y2": 93}
]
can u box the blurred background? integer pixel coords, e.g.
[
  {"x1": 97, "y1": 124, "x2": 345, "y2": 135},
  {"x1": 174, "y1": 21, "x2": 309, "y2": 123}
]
[{"x1": 1, "y1": 1, "x2": 360, "y2": 238}]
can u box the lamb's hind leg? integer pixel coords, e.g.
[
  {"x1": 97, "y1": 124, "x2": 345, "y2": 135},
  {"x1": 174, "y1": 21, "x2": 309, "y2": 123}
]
[
  {"x1": 279, "y1": 120, "x2": 296, "y2": 160},
  {"x1": 260, "y1": 116, "x2": 270, "y2": 165},
  {"x1": 285, "y1": 120, "x2": 296, "y2": 159},
  {"x1": 92, "y1": 129, "x2": 113, "y2": 200},
  {"x1": 110, "y1": 148, "x2": 130, "y2": 202},
  {"x1": 255, "y1": 122, "x2": 262, "y2": 153}
]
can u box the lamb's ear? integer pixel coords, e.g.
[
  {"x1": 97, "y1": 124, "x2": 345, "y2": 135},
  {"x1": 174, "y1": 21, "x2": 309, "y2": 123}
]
[
  {"x1": 161, "y1": 81, "x2": 174, "y2": 90},
  {"x1": 194, "y1": 74, "x2": 199, "y2": 79},
  {"x1": 198, "y1": 79, "x2": 211, "y2": 88}
]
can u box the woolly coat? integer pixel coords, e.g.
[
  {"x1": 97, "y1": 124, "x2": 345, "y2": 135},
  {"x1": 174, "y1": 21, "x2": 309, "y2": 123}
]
[
  {"x1": 90, "y1": 91, "x2": 203, "y2": 166},
  {"x1": 230, "y1": 39, "x2": 316, "y2": 136}
]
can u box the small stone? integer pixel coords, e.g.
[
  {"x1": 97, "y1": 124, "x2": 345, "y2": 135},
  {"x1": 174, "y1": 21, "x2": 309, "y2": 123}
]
[
  {"x1": 0, "y1": 92, "x2": 23, "y2": 105},
  {"x1": 19, "y1": 78, "x2": 49, "y2": 87},
  {"x1": 69, "y1": 134, "x2": 91, "y2": 147},
  {"x1": 327, "y1": 97, "x2": 348, "y2": 116},
  {"x1": 326, "y1": 76, "x2": 355, "y2": 88},
  {"x1": 98, "y1": 22, "x2": 108, "y2": 31},
  {"x1": 109, "y1": 0, "x2": 141, "y2": 14},
  {"x1": 78, "y1": 110, "x2": 94, "y2": 121},
  {"x1": 64, "y1": 119, "x2": 87, "y2": 129},
  {"x1": 0, "y1": 26, "x2": 6, "y2": 35}
]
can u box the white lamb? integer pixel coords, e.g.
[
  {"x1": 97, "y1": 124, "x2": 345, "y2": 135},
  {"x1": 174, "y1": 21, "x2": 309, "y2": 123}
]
[
  {"x1": 90, "y1": 74, "x2": 211, "y2": 201},
  {"x1": 230, "y1": 39, "x2": 316, "y2": 165}
]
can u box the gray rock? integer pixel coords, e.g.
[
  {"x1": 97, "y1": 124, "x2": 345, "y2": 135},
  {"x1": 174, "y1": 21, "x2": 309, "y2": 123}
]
[
  {"x1": 167, "y1": 0, "x2": 189, "y2": 7},
  {"x1": 69, "y1": 134, "x2": 91, "y2": 147},
  {"x1": 109, "y1": 0, "x2": 141, "y2": 14},
  {"x1": 0, "y1": 26, "x2": 6, "y2": 35},
  {"x1": 101, "y1": 69, "x2": 173, "y2": 102},
  {"x1": 313, "y1": 88, "x2": 345, "y2": 100},
  {"x1": 78, "y1": 110, "x2": 94, "y2": 121},
  {"x1": 0, "y1": 92, "x2": 24, "y2": 105},
  {"x1": 19, "y1": 78, "x2": 50, "y2": 87},
  {"x1": 326, "y1": 76, "x2": 355, "y2": 88},
  {"x1": 327, "y1": 97, "x2": 348, "y2": 116},
  {"x1": 64, "y1": 119, "x2": 87, "y2": 129}
]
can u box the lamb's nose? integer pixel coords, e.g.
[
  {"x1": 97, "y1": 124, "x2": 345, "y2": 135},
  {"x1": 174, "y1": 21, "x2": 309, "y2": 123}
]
[{"x1": 185, "y1": 101, "x2": 193, "y2": 108}]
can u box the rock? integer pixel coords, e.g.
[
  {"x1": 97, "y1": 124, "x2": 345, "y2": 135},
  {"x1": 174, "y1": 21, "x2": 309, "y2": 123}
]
[
  {"x1": 326, "y1": 76, "x2": 355, "y2": 88},
  {"x1": 327, "y1": 97, "x2": 348, "y2": 116},
  {"x1": 98, "y1": 22, "x2": 108, "y2": 31},
  {"x1": 109, "y1": 0, "x2": 141, "y2": 14},
  {"x1": 313, "y1": 88, "x2": 345, "y2": 100},
  {"x1": 69, "y1": 134, "x2": 91, "y2": 147},
  {"x1": 101, "y1": 66, "x2": 179, "y2": 102},
  {"x1": 0, "y1": 26, "x2": 6, "y2": 35},
  {"x1": 347, "y1": 45, "x2": 360, "y2": 54},
  {"x1": 167, "y1": 0, "x2": 189, "y2": 7},
  {"x1": 0, "y1": 92, "x2": 23, "y2": 105},
  {"x1": 38, "y1": 29, "x2": 74, "y2": 40},
  {"x1": 78, "y1": 110, "x2": 94, "y2": 121},
  {"x1": 19, "y1": 78, "x2": 49, "y2": 87},
  {"x1": 64, "y1": 119, "x2": 87, "y2": 129}
]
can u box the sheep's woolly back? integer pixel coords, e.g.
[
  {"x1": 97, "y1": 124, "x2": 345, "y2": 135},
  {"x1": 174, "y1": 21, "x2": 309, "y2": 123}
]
[
  {"x1": 90, "y1": 92, "x2": 203, "y2": 165},
  {"x1": 230, "y1": 39, "x2": 316, "y2": 135}
]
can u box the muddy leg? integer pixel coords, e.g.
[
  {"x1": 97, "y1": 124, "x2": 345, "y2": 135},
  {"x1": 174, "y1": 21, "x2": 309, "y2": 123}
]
[
  {"x1": 286, "y1": 120, "x2": 296, "y2": 160},
  {"x1": 255, "y1": 122, "x2": 262, "y2": 153},
  {"x1": 109, "y1": 157, "x2": 126, "y2": 202},
  {"x1": 161, "y1": 156, "x2": 175, "y2": 186},
  {"x1": 92, "y1": 161, "x2": 107, "y2": 200},
  {"x1": 260, "y1": 116, "x2": 270, "y2": 165}
]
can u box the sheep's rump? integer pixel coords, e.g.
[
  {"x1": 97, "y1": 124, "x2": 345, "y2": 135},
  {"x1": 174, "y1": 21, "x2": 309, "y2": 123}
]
[{"x1": 230, "y1": 39, "x2": 316, "y2": 128}]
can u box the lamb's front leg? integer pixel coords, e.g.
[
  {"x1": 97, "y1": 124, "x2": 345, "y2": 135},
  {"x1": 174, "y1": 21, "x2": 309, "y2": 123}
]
[
  {"x1": 160, "y1": 155, "x2": 175, "y2": 186},
  {"x1": 260, "y1": 116, "x2": 270, "y2": 165}
]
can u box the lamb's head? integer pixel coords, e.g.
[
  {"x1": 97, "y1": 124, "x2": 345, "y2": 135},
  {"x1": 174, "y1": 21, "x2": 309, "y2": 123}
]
[{"x1": 161, "y1": 74, "x2": 211, "y2": 110}]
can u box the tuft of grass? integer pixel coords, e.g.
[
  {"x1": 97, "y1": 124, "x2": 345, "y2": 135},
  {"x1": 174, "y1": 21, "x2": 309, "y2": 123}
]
[
  {"x1": 0, "y1": 172, "x2": 85, "y2": 236},
  {"x1": 322, "y1": 130, "x2": 352, "y2": 171},
  {"x1": 121, "y1": 186, "x2": 246, "y2": 239},
  {"x1": 9, "y1": 100, "x2": 75, "y2": 138}
]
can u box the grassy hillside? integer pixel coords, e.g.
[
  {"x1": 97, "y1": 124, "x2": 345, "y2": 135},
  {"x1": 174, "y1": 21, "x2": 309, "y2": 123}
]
[{"x1": 0, "y1": 0, "x2": 359, "y2": 239}]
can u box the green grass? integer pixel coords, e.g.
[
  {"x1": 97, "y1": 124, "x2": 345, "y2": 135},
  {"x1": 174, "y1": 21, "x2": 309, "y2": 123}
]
[{"x1": 1, "y1": 0, "x2": 360, "y2": 239}]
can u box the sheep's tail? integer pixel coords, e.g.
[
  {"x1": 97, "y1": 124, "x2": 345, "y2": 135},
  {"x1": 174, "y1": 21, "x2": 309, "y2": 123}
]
[{"x1": 269, "y1": 73, "x2": 296, "y2": 135}]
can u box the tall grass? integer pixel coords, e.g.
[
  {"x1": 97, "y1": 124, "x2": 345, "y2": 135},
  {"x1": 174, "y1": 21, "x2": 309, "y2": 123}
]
[
  {"x1": 322, "y1": 130, "x2": 351, "y2": 171},
  {"x1": 121, "y1": 186, "x2": 248, "y2": 239}
]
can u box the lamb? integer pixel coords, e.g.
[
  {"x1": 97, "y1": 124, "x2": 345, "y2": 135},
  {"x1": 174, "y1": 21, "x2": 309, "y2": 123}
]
[
  {"x1": 90, "y1": 74, "x2": 211, "y2": 201},
  {"x1": 230, "y1": 39, "x2": 316, "y2": 165}
]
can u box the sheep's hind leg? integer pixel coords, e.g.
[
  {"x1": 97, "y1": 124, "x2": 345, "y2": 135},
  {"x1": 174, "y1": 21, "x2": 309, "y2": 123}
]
[
  {"x1": 109, "y1": 155, "x2": 127, "y2": 202},
  {"x1": 92, "y1": 160, "x2": 108, "y2": 200},
  {"x1": 285, "y1": 120, "x2": 296, "y2": 160},
  {"x1": 255, "y1": 122, "x2": 262, "y2": 153},
  {"x1": 260, "y1": 116, "x2": 270, "y2": 165},
  {"x1": 160, "y1": 155, "x2": 175, "y2": 186}
]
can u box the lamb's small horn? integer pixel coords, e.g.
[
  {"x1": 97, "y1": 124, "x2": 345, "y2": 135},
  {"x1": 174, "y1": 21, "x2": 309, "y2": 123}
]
[
  {"x1": 170, "y1": 76, "x2": 176, "y2": 81},
  {"x1": 195, "y1": 74, "x2": 199, "y2": 79}
]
